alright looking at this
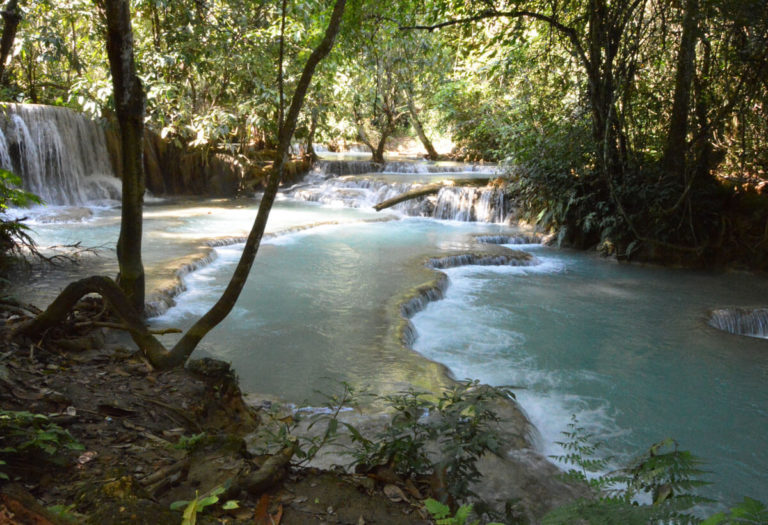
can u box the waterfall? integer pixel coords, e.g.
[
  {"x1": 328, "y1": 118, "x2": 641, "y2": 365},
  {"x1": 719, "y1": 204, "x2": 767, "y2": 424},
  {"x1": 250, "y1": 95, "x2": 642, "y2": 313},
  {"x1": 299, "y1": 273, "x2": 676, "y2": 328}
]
[
  {"x1": 708, "y1": 308, "x2": 768, "y2": 339},
  {"x1": 476, "y1": 233, "x2": 541, "y2": 245},
  {"x1": 312, "y1": 159, "x2": 498, "y2": 178},
  {"x1": 0, "y1": 104, "x2": 119, "y2": 206},
  {"x1": 290, "y1": 175, "x2": 512, "y2": 224},
  {"x1": 433, "y1": 186, "x2": 510, "y2": 223}
]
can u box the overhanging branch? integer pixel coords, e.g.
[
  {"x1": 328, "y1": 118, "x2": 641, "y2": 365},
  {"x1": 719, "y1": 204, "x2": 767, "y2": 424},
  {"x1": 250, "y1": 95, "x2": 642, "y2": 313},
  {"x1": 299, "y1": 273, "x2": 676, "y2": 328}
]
[{"x1": 400, "y1": 9, "x2": 590, "y2": 71}]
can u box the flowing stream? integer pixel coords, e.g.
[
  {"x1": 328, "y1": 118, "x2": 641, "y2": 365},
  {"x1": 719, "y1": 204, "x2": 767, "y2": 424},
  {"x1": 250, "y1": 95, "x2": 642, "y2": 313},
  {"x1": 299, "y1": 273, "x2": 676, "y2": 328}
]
[{"x1": 6, "y1": 109, "x2": 768, "y2": 508}]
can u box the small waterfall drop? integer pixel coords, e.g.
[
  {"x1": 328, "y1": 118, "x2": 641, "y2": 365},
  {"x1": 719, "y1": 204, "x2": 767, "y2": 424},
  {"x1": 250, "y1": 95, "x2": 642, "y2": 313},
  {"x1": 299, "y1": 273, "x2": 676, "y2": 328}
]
[
  {"x1": 291, "y1": 158, "x2": 512, "y2": 224},
  {"x1": 708, "y1": 308, "x2": 768, "y2": 339},
  {"x1": 0, "y1": 104, "x2": 119, "y2": 206}
]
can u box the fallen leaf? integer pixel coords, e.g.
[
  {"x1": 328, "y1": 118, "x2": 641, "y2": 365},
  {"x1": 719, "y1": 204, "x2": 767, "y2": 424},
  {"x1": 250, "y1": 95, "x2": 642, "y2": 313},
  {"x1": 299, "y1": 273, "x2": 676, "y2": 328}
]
[
  {"x1": 383, "y1": 484, "x2": 408, "y2": 503},
  {"x1": 77, "y1": 451, "x2": 98, "y2": 465},
  {"x1": 254, "y1": 494, "x2": 270, "y2": 525},
  {"x1": 11, "y1": 388, "x2": 43, "y2": 400}
]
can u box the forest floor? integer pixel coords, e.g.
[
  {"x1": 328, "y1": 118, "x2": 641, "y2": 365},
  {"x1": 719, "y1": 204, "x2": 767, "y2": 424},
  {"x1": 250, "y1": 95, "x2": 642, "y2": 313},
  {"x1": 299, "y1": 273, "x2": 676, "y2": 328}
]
[{"x1": 0, "y1": 315, "x2": 431, "y2": 525}]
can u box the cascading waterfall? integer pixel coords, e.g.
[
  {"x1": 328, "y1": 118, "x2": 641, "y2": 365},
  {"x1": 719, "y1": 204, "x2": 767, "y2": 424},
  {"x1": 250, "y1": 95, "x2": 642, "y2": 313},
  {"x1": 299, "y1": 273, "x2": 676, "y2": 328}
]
[
  {"x1": 311, "y1": 159, "x2": 497, "y2": 178},
  {"x1": 290, "y1": 172, "x2": 513, "y2": 224},
  {"x1": 708, "y1": 308, "x2": 768, "y2": 339},
  {"x1": 0, "y1": 104, "x2": 119, "y2": 206}
]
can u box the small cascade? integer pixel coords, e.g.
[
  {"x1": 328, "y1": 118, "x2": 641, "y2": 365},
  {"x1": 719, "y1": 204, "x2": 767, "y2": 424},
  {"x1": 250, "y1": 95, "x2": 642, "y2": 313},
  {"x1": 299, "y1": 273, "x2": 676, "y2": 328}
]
[
  {"x1": 432, "y1": 186, "x2": 511, "y2": 223},
  {"x1": 427, "y1": 252, "x2": 536, "y2": 270},
  {"x1": 313, "y1": 160, "x2": 384, "y2": 177},
  {"x1": 476, "y1": 233, "x2": 542, "y2": 245},
  {"x1": 292, "y1": 177, "x2": 419, "y2": 210},
  {"x1": 0, "y1": 104, "x2": 119, "y2": 206},
  {"x1": 312, "y1": 159, "x2": 498, "y2": 178},
  {"x1": 290, "y1": 176, "x2": 513, "y2": 224},
  {"x1": 382, "y1": 161, "x2": 495, "y2": 174},
  {"x1": 708, "y1": 308, "x2": 768, "y2": 339}
]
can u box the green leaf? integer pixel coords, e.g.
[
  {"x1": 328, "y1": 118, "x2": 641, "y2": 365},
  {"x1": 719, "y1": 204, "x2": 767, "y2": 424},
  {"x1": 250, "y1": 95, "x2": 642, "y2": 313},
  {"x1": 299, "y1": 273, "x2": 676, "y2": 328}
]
[
  {"x1": 197, "y1": 495, "x2": 219, "y2": 509},
  {"x1": 221, "y1": 500, "x2": 239, "y2": 510},
  {"x1": 170, "y1": 500, "x2": 191, "y2": 511},
  {"x1": 424, "y1": 498, "x2": 451, "y2": 520}
]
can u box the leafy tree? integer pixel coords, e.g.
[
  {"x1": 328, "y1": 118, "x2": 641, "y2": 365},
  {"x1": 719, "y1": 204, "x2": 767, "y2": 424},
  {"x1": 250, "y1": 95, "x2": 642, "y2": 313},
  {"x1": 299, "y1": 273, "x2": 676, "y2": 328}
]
[{"x1": 15, "y1": 0, "x2": 349, "y2": 369}]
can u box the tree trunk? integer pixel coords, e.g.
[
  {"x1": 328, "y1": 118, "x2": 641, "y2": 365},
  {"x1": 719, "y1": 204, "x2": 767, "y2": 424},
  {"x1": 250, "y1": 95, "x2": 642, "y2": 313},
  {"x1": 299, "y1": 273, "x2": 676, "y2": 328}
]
[
  {"x1": 405, "y1": 89, "x2": 439, "y2": 160},
  {"x1": 0, "y1": 0, "x2": 21, "y2": 85},
  {"x1": 154, "y1": 0, "x2": 348, "y2": 367},
  {"x1": 586, "y1": 0, "x2": 621, "y2": 179},
  {"x1": 693, "y1": 37, "x2": 714, "y2": 179},
  {"x1": 373, "y1": 129, "x2": 389, "y2": 163},
  {"x1": 16, "y1": 0, "x2": 347, "y2": 369},
  {"x1": 663, "y1": 0, "x2": 699, "y2": 180},
  {"x1": 306, "y1": 106, "x2": 319, "y2": 162},
  {"x1": 103, "y1": 0, "x2": 147, "y2": 315}
]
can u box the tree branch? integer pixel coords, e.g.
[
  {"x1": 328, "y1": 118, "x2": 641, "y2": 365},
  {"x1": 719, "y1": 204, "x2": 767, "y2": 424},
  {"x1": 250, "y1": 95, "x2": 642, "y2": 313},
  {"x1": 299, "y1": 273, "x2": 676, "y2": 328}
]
[{"x1": 400, "y1": 9, "x2": 590, "y2": 71}]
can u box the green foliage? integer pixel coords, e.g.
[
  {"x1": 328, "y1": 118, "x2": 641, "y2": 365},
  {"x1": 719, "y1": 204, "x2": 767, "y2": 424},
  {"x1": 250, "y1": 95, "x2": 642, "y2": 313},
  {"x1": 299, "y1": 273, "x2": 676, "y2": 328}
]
[
  {"x1": 423, "y1": 498, "x2": 505, "y2": 525},
  {"x1": 434, "y1": 79, "x2": 516, "y2": 162},
  {"x1": 702, "y1": 497, "x2": 768, "y2": 525},
  {"x1": 0, "y1": 169, "x2": 42, "y2": 210},
  {"x1": 0, "y1": 409, "x2": 85, "y2": 478},
  {"x1": 0, "y1": 168, "x2": 43, "y2": 264},
  {"x1": 173, "y1": 432, "x2": 207, "y2": 451},
  {"x1": 348, "y1": 380, "x2": 514, "y2": 505},
  {"x1": 170, "y1": 485, "x2": 238, "y2": 525},
  {"x1": 550, "y1": 415, "x2": 619, "y2": 492},
  {"x1": 46, "y1": 503, "x2": 84, "y2": 524},
  {"x1": 546, "y1": 420, "x2": 712, "y2": 524},
  {"x1": 253, "y1": 382, "x2": 364, "y2": 466}
]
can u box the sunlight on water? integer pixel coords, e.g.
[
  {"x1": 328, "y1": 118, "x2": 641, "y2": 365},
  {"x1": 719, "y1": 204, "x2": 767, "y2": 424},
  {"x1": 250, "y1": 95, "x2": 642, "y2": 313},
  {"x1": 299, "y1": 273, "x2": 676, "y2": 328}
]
[{"x1": 15, "y1": 157, "x2": 768, "y2": 509}]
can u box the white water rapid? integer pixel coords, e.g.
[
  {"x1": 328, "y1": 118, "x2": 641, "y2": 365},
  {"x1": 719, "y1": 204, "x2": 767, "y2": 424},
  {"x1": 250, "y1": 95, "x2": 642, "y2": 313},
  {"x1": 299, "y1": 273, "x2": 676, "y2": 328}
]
[{"x1": 290, "y1": 160, "x2": 511, "y2": 223}]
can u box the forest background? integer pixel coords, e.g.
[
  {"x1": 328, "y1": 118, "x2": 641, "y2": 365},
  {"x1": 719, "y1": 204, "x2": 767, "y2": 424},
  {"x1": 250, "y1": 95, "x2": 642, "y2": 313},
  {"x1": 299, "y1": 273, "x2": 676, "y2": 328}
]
[{"x1": 1, "y1": 0, "x2": 767, "y2": 270}]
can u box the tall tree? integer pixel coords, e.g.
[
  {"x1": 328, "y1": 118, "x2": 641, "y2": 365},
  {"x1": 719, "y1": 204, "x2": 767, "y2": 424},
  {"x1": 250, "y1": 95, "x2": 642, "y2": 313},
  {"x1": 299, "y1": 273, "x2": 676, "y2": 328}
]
[
  {"x1": 101, "y1": 0, "x2": 146, "y2": 314},
  {"x1": 17, "y1": 0, "x2": 349, "y2": 369},
  {"x1": 0, "y1": 0, "x2": 21, "y2": 85},
  {"x1": 663, "y1": 0, "x2": 700, "y2": 181}
]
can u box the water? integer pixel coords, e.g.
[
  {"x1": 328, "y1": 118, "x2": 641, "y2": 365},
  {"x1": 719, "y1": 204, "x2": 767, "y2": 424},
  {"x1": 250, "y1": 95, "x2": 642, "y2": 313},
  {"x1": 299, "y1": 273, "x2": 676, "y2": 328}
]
[
  {"x1": 410, "y1": 246, "x2": 768, "y2": 505},
  {"x1": 0, "y1": 104, "x2": 119, "y2": 205},
  {"x1": 11, "y1": 125, "x2": 768, "y2": 508}
]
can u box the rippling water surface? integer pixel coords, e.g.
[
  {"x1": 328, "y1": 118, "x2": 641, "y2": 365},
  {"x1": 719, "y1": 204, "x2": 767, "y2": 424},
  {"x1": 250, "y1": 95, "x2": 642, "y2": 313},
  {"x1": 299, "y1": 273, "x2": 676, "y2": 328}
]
[{"x1": 18, "y1": 160, "x2": 768, "y2": 508}]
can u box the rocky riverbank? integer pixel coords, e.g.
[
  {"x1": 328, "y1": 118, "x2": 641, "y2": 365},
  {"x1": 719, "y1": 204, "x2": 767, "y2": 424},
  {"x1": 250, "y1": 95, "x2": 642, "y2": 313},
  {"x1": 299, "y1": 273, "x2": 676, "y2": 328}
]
[{"x1": 0, "y1": 299, "x2": 588, "y2": 525}]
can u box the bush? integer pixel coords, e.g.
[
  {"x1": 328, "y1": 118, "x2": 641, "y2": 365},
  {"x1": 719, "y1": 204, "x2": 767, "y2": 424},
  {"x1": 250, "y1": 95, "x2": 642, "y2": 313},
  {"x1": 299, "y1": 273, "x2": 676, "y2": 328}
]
[{"x1": 0, "y1": 168, "x2": 42, "y2": 267}]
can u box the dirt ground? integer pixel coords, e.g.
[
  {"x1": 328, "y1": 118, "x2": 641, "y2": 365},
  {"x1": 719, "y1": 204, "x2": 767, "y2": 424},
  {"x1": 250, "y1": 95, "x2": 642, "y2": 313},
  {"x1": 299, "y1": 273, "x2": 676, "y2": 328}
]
[{"x1": 0, "y1": 311, "x2": 432, "y2": 525}]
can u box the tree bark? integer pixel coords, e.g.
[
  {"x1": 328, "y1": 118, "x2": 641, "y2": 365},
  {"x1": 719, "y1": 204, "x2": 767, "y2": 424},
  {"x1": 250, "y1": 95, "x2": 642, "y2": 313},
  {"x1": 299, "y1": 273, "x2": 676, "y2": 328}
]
[
  {"x1": 404, "y1": 89, "x2": 439, "y2": 160},
  {"x1": 103, "y1": 0, "x2": 147, "y2": 315},
  {"x1": 663, "y1": 0, "x2": 699, "y2": 181},
  {"x1": 0, "y1": 0, "x2": 21, "y2": 85},
  {"x1": 306, "y1": 106, "x2": 319, "y2": 162},
  {"x1": 374, "y1": 184, "x2": 442, "y2": 210}
]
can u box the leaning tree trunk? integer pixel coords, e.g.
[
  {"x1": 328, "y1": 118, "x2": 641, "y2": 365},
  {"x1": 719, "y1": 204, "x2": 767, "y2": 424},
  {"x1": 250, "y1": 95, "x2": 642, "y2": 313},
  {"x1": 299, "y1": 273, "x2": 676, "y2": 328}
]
[
  {"x1": 0, "y1": 0, "x2": 21, "y2": 85},
  {"x1": 404, "y1": 89, "x2": 439, "y2": 160},
  {"x1": 142, "y1": 0, "x2": 348, "y2": 367},
  {"x1": 103, "y1": 0, "x2": 146, "y2": 315},
  {"x1": 17, "y1": 0, "x2": 350, "y2": 370}
]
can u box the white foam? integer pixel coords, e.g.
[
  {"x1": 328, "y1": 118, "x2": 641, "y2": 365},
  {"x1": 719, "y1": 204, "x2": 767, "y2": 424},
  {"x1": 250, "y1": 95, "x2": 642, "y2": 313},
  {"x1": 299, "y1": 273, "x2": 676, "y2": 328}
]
[{"x1": 411, "y1": 260, "x2": 625, "y2": 477}]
